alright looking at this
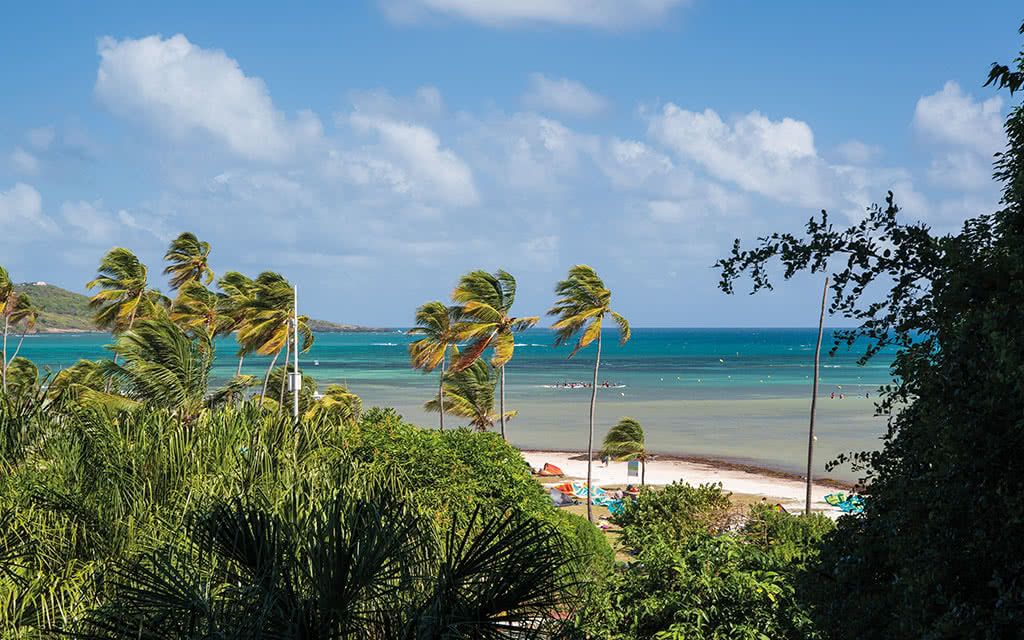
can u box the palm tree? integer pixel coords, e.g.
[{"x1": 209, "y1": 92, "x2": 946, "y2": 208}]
[
  {"x1": 87, "y1": 248, "x2": 167, "y2": 334},
  {"x1": 236, "y1": 272, "x2": 313, "y2": 404},
  {"x1": 1, "y1": 275, "x2": 37, "y2": 393},
  {"x1": 602, "y1": 417, "x2": 648, "y2": 486},
  {"x1": 408, "y1": 301, "x2": 459, "y2": 431},
  {"x1": 0, "y1": 266, "x2": 16, "y2": 393},
  {"x1": 77, "y1": 482, "x2": 575, "y2": 638},
  {"x1": 98, "y1": 317, "x2": 219, "y2": 421},
  {"x1": 5, "y1": 293, "x2": 38, "y2": 379},
  {"x1": 305, "y1": 384, "x2": 362, "y2": 425},
  {"x1": 217, "y1": 271, "x2": 258, "y2": 375},
  {"x1": 170, "y1": 281, "x2": 233, "y2": 339},
  {"x1": 548, "y1": 265, "x2": 631, "y2": 523},
  {"x1": 163, "y1": 232, "x2": 214, "y2": 291},
  {"x1": 424, "y1": 359, "x2": 515, "y2": 432},
  {"x1": 450, "y1": 270, "x2": 539, "y2": 440}
]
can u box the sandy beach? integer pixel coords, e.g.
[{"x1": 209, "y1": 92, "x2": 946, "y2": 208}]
[{"x1": 522, "y1": 450, "x2": 852, "y2": 516}]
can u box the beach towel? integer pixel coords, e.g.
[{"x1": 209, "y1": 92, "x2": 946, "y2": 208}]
[
  {"x1": 538, "y1": 463, "x2": 565, "y2": 477},
  {"x1": 553, "y1": 482, "x2": 607, "y2": 501},
  {"x1": 825, "y1": 492, "x2": 865, "y2": 514}
]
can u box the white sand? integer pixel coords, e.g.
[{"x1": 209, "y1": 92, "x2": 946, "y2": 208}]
[{"x1": 522, "y1": 450, "x2": 847, "y2": 515}]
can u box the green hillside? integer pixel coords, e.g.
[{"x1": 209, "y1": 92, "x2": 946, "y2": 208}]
[
  {"x1": 11, "y1": 282, "x2": 385, "y2": 333},
  {"x1": 13, "y1": 282, "x2": 96, "y2": 332}
]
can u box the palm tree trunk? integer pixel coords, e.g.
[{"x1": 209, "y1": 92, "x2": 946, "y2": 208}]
[
  {"x1": 236, "y1": 355, "x2": 244, "y2": 377},
  {"x1": 2, "y1": 316, "x2": 8, "y2": 393},
  {"x1": 586, "y1": 333, "x2": 602, "y2": 524},
  {"x1": 438, "y1": 351, "x2": 445, "y2": 431},
  {"x1": 278, "y1": 335, "x2": 291, "y2": 412},
  {"x1": 499, "y1": 365, "x2": 506, "y2": 441},
  {"x1": 641, "y1": 457, "x2": 646, "y2": 487},
  {"x1": 10, "y1": 325, "x2": 29, "y2": 365},
  {"x1": 113, "y1": 289, "x2": 146, "y2": 368},
  {"x1": 260, "y1": 349, "x2": 281, "y2": 404},
  {"x1": 806, "y1": 276, "x2": 829, "y2": 515}
]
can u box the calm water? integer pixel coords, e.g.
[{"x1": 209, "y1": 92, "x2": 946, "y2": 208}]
[{"x1": 16, "y1": 328, "x2": 894, "y2": 481}]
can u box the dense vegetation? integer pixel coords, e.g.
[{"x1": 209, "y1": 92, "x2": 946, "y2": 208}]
[
  {"x1": 0, "y1": 398, "x2": 610, "y2": 637},
  {"x1": 572, "y1": 484, "x2": 834, "y2": 639},
  {"x1": 715, "y1": 22, "x2": 1024, "y2": 638}
]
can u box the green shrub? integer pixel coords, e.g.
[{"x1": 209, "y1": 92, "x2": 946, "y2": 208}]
[
  {"x1": 612, "y1": 481, "x2": 732, "y2": 549},
  {"x1": 575, "y1": 484, "x2": 830, "y2": 639},
  {"x1": 0, "y1": 403, "x2": 613, "y2": 634}
]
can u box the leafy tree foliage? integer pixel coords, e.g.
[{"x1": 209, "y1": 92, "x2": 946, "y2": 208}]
[
  {"x1": 575, "y1": 484, "x2": 832, "y2": 639},
  {"x1": 714, "y1": 24, "x2": 1024, "y2": 638}
]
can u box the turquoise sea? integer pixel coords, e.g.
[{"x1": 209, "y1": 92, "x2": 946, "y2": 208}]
[{"x1": 15, "y1": 328, "x2": 893, "y2": 481}]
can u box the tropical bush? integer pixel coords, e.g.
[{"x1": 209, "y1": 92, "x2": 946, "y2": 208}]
[
  {"x1": 573, "y1": 484, "x2": 833, "y2": 640},
  {"x1": 0, "y1": 400, "x2": 605, "y2": 637}
]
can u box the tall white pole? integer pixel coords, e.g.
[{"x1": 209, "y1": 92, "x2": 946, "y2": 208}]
[{"x1": 293, "y1": 285, "x2": 300, "y2": 421}]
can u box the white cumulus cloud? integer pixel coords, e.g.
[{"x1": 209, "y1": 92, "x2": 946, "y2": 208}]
[
  {"x1": 348, "y1": 113, "x2": 479, "y2": 207},
  {"x1": 913, "y1": 82, "x2": 1004, "y2": 156},
  {"x1": 95, "y1": 34, "x2": 323, "y2": 161},
  {"x1": 522, "y1": 73, "x2": 608, "y2": 117},
  {"x1": 0, "y1": 183, "x2": 55, "y2": 232},
  {"x1": 61, "y1": 200, "x2": 121, "y2": 244},
  {"x1": 648, "y1": 104, "x2": 829, "y2": 207},
  {"x1": 379, "y1": 0, "x2": 691, "y2": 28}
]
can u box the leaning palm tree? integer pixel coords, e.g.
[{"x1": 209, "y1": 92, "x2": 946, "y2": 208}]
[
  {"x1": 99, "y1": 318, "x2": 214, "y2": 418},
  {"x1": 163, "y1": 231, "x2": 214, "y2": 291},
  {"x1": 0, "y1": 266, "x2": 17, "y2": 392},
  {"x1": 171, "y1": 281, "x2": 233, "y2": 339},
  {"x1": 548, "y1": 265, "x2": 631, "y2": 523},
  {"x1": 451, "y1": 270, "x2": 539, "y2": 440},
  {"x1": 425, "y1": 359, "x2": 515, "y2": 432},
  {"x1": 408, "y1": 301, "x2": 459, "y2": 431},
  {"x1": 216, "y1": 271, "x2": 258, "y2": 375},
  {"x1": 4, "y1": 293, "x2": 38, "y2": 385},
  {"x1": 87, "y1": 248, "x2": 168, "y2": 334},
  {"x1": 602, "y1": 417, "x2": 648, "y2": 487},
  {"x1": 1, "y1": 284, "x2": 37, "y2": 393},
  {"x1": 236, "y1": 272, "x2": 313, "y2": 404}
]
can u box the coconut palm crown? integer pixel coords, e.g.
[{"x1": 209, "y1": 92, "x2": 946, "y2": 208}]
[
  {"x1": 171, "y1": 281, "x2": 233, "y2": 339},
  {"x1": 216, "y1": 271, "x2": 259, "y2": 375},
  {"x1": 408, "y1": 301, "x2": 459, "y2": 430},
  {"x1": 451, "y1": 269, "x2": 538, "y2": 440},
  {"x1": 548, "y1": 264, "x2": 630, "y2": 522},
  {"x1": 236, "y1": 272, "x2": 313, "y2": 403},
  {"x1": 424, "y1": 359, "x2": 515, "y2": 432},
  {"x1": 602, "y1": 416, "x2": 648, "y2": 486},
  {"x1": 163, "y1": 232, "x2": 214, "y2": 290},
  {"x1": 87, "y1": 248, "x2": 168, "y2": 333}
]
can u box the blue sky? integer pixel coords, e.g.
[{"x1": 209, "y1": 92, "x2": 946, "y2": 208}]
[{"x1": 0, "y1": 1, "x2": 1019, "y2": 326}]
